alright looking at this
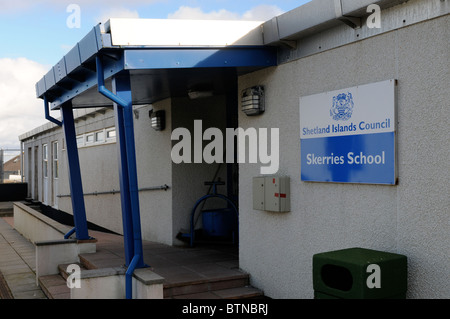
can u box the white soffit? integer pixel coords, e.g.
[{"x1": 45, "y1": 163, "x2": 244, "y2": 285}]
[{"x1": 105, "y1": 18, "x2": 265, "y2": 47}]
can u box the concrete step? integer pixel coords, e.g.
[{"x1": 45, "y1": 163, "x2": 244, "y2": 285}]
[
  {"x1": 58, "y1": 262, "x2": 87, "y2": 280},
  {"x1": 0, "y1": 202, "x2": 13, "y2": 217},
  {"x1": 38, "y1": 274, "x2": 70, "y2": 299},
  {"x1": 163, "y1": 272, "x2": 264, "y2": 299},
  {"x1": 0, "y1": 210, "x2": 13, "y2": 217},
  {"x1": 38, "y1": 263, "x2": 87, "y2": 299},
  {"x1": 39, "y1": 264, "x2": 264, "y2": 299},
  {"x1": 171, "y1": 286, "x2": 265, "y2": 299},
  {"x1": 0, "y1": 271, "x2": 14, "y2": 299}
]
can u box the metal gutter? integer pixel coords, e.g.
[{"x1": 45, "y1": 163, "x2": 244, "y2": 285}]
[
  {"x1": 262, "y1": 0, "x2": 408, "y2": 46},
  {"x1": 36, "y1": 24, "x2": 110, "y2": 100}
]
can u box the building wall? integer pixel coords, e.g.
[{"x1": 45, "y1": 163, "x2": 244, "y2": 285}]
[
  {"x1": 59, "y1": 109, "x2": 121, "y2": 234},
  {"x1": 134, "y1": 100, "x2": 173, "y2": 245},
  {"x1": 23, "y1": 127, "x2": 62, "y2": 206},
  {"x1": 237, "y1": 14, "x2": 449, "y2": 299}
]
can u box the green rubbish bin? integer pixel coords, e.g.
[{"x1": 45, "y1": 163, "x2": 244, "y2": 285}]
[{"x1": 313, "y1": 247, "x2": 407, "y2": 299}]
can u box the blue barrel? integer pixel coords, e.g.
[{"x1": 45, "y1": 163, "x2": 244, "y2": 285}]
[{"x1": 202, "y1": 208, "x2": 236, "y2": 237}]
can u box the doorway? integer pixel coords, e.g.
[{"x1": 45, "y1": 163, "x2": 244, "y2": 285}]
[{"x1": 171, "y1": 83, "x2": 239, "y2": 248}]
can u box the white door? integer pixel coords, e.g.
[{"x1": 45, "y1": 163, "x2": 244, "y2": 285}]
[
  {"x1": 52, "y1": 142, "x2": 59, "y2": 209},
  {"x1": 43, "y1": 144, "x2": 49, "y2": 205}
]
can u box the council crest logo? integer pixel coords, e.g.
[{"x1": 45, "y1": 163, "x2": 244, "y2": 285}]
[{"x1": 330, "y1": 92, "x2": 354, "y2": 121}]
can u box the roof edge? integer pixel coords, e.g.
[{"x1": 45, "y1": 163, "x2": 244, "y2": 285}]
[{"x1": 262, "y1": 0, "x2": 408, "y2": 45}]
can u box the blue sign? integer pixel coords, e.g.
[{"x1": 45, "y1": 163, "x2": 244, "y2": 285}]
[{"x1": 300, "y1": 80, "x2": 397, "y2": 185}]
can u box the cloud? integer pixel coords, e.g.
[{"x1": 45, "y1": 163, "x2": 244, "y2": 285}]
[
  {"x1": 95, "y1": 7, "x2": 140, "y2": 24},
  {"x1": 168, "y1": 5, "x2": 284, "y2": 21},
  {"x1": 0, "y1": 58, "x2": 49, "y2": 147},
  {"x1": 242, "y1": 5, "x2": 285, "y2": 21}
]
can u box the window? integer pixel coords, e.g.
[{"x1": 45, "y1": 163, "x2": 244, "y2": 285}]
[
  {"x1": 76, "y1": 136, "x2": 84, "y2": 147},
  {"x1": 52, "y1": 142, "x2": 59, "y2": 179},
  {"x1": 76, "y1": 127, "x2": 116, "y2": 148},
  {"x1": 106, "y1": 129, "x2": 116, "y2": 140},
  {"x1": 43, "y1": 144, "x2": 48, "y2": 178},
  {"x1": 85, "y1": 134, "x2": 94, "y2": 144},
  {"x1": 95, "y1": 131, "x2": 105, "y2": 142}
]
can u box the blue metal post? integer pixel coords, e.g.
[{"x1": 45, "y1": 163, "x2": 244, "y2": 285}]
[
  {"x1": 61, "y1": 102, "x2": 90, "y2": 240},
  {"x1": 112, "y1": 82, "x2": 134, "y2": 266},
  {"x1": 111, "y1": 73, "x2": 145, "y2": 269}
]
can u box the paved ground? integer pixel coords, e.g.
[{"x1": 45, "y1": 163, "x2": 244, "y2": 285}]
[
  {"x1": 0, "y1": 216, "x2": 47, "y2": 299},
  {"x1": 0, "y1": 211, "x2": 243, "y2": 299}
]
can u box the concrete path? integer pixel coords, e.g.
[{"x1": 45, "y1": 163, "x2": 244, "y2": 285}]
[{"x1": 0, "y1": 217, "x2": 47, "y2": 299}]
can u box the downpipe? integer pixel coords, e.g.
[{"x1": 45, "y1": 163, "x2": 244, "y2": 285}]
[
  {"x1": 125, "y1": 254, "x2": 141, "y2": 299},
  {"x1": 96, "y1": 56, "x2": 129, "y2": 108},
  {"x1": 96, "y1": 55, "x2": 144, "y2": 300},
  {"x1": 64, "y1": 227, "x2": 76, "y2": 239},
  {"x1": 44, "y1": 95, "x2": 62, "y2": 127}
]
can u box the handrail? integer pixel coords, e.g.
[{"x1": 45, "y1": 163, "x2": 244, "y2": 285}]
[
  {"x1": 57, "y1": 185, "x2": 170, "y2": 198},
  {"x1": 188, "y1": 181, "x2": 239, "y2": 247}
]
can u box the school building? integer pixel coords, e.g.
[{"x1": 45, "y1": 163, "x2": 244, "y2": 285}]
[{"x1": 18, "y1": 0, "x2": 449, "y2": 298}]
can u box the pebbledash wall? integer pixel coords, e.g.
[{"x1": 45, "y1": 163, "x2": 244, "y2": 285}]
[
  {"x1": 238, "y1": 3, "x2": 449, "y2": 298},
  {"x1": 19, "y1": 0, "x2": 449, "y2": 299}
]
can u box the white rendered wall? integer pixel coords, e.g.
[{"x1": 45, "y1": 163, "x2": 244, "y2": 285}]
[
  {"x1": 237, "y1": 15, "x2": 449, "y2": 299},
  {"x1": 134, "y1": 100, "x2": 173, "y2": 245}
]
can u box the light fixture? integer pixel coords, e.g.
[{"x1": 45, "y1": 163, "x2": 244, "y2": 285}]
[
  {"x1": 188, "y1": 90, "x2": 214, "y2": 100},
  {"x1": 241, "y1": 86, "x2": 265, "y2": 116},
  {"x1": 149, "y1": 110, "x2": 166, "y2": 131}
]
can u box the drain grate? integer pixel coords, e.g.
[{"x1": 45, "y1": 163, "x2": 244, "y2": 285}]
[{"x1": 0, "y1": 271, "x2": 14, "y2": 299}]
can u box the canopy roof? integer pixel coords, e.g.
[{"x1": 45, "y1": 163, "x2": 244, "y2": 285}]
[{"x1": 36, "y1": 19, "x2": 277, "y2": 110}]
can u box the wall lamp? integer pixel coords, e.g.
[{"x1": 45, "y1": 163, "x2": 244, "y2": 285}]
[
  {"x1": 149, "y1": 110, "x2": 166, "y2": 131},
  {"x1": 188, "y1": 90, "x2": 214, "y2": 100},
  {"x1": 241, "y1": 86, "x2": 265, "y2": 116}
]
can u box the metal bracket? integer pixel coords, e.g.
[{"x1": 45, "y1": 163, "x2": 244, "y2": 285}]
[
  {"x1": 334, "y1": 0, "x2": 362, "y2": 29},
  {"x1": 338, "y1": 16, "x2": 362, "y2": 29},
  {"x1": 280, "y1": 40, "x2": 297, "y2": 49}
]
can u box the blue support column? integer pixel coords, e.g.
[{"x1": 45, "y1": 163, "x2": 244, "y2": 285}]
[
  {"x1": 61, "y1": 102, "x2": 90, "y2": 240},
  {"x1": 113, "y1": 85, "x2": 134, "y2": 266},
  {"x1": 111, "y1": 73, "x2": 145, "y2": 269}
]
